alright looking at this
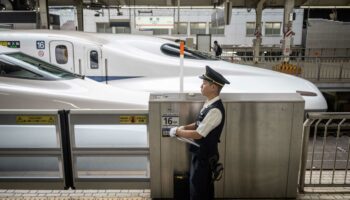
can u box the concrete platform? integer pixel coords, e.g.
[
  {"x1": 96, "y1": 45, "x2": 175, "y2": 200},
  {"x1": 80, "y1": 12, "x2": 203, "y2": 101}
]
[{"x1": 0, "y1": 188, "x2": 350, "y2": 200}]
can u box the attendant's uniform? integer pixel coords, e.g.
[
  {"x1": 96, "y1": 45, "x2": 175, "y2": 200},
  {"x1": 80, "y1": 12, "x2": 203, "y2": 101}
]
[{"x1": 189, "y1": 96, "x2": 225, "y2": 200}]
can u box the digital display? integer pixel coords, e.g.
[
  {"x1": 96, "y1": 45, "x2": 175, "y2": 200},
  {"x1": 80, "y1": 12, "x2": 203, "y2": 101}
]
[{"x1": 0, "y1": 41, "x2": 20, "y2": 48}]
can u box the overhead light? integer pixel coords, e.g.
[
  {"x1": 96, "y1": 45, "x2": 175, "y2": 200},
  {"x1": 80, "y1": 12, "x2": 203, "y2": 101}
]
[
  {"x1": 300, "y1": 6, "x2": 350, "y2": 9},
  {"x1": 138, "y1": 10, "x2": 153, "y2": 14}
]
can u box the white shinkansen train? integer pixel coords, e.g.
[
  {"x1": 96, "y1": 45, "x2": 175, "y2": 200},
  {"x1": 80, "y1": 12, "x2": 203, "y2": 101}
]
[
  {"x1": 0, "y1": 30, "x2": 327, "y2": 111},
  {"x1": 0, "y1": 46, "x2": 149, "y2": 109}
]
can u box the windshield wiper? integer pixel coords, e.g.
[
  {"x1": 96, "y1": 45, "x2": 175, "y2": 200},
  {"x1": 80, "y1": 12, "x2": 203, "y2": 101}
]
[{"x1": 74, "y1": 73, "x2": 85, "y2": 79}]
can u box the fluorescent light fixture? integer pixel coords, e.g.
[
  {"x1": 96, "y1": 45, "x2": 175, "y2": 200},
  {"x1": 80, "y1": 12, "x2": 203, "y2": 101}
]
[{"x1": 300, "y1": 6, "x2": 350, "y2": 8}]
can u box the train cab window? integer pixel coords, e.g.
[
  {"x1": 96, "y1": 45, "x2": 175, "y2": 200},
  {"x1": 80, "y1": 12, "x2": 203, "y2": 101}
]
[
  {"x1": 0, "y1": 60, "x2": 43, "y2": 79},
  {"x1": 90, "y1": 50, "x2": 98, "y2": 69},
  {"x1": 161, "y1": 43, "x2": 218, "y2": 60},
  {"x1": 55, "y1": 45, "x2": 68, "y2": 64},
  {"x1": 5, "y1": 52, "x2": 77, "y2": 80}
]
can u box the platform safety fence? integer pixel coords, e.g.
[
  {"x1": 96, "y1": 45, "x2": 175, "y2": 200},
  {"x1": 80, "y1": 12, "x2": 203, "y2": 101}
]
[
  {"x1": 299, "y1": 112, "x2": 350, "y2": 192},
  {"x1": 221, "y1": 55, "x2": 350, "y2": 83},
  {"x1": 0, "y1": 109, "x2": 149, "y2": 190},
  {"x1": 2, "y1": 109, "x2": 350, "y2": 192}
]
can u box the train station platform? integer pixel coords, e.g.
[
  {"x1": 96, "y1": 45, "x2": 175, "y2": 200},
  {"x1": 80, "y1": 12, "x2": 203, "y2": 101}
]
[
  {"x1": 1, "y1": 97, "x2": 349, "y2": 200},
  {"x1": 1, "y1": 188, "x2": 350, "y2": 200}
]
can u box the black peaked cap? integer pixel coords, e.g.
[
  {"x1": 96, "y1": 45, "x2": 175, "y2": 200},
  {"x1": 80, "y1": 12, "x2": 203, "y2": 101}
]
[{"x1": 199, "y1": 66, "x2": 230, "y2": 87}]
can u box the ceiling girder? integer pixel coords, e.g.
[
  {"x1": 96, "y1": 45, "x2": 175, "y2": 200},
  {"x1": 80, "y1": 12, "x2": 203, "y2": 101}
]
[{"x1": 48, "y1": 0, "x2": 350, "y2": 7}]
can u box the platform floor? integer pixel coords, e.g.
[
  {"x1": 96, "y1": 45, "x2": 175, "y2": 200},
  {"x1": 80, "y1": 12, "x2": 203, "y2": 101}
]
[{"x1": 1, "y1": 188, "x2": 350, "y2": 200}]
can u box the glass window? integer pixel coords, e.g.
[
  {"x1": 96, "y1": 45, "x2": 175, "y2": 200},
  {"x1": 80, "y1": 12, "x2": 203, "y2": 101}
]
[
  {"x1": 0, "y1": 157, "x2": 62, "y2": 178},
  {"x1": 76, "y1": 156, "x2": 149, "y2": 178},
  {"x1": 246, "y1": 22, "x2": 256, "y2": 36},
  {"x1": 90, "y1": 50, "x2": 98, "y2": 69},
  {"x1": 5, "y1": 52, "x2": 77, "y2": 79},
  {"x1": 172, "y1": 22, "x2": 187, "y2": 35},
  {"x1": 265, "y1": 22, "x2": 281, "y2": 36},
  {"x1": 73, "y1": 125, "x2": 148, "y2": 148},
  {"x1": 55, "y1": 45, "x2": 68, "y2": 64},
  {"x1": 115, "y1": 26, "x2": 131, "y2": 34},
  {"x1": 209, "y1": 22, "x2": 224, "y2": 35},
  {"x1": 0, "y1": 125, "x2": 58, "y2": 148},
  {"x1": 0, "y1": 59, "x2": 43, "y2": 79},
  {"x1": 96, "y1": 23, "x2": 112, "y2": 33},
  {"x1": 0, "y1": 24, "x2": 13, "y2": 30},
  {"x1": 190, "y1": 22, "x2": 206, "y2": 35},
  {"x1": 161, "y1": 43, "x2": 218, "y2": 60},
  {"x1": 153, "y1": 29, "x2": 169, "y2": 35}
]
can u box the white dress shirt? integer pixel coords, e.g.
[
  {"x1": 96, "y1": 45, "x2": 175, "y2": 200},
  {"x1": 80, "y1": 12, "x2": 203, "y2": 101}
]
[{"x1": 196, "y1": 96, "x2": 222, "y2": 138}]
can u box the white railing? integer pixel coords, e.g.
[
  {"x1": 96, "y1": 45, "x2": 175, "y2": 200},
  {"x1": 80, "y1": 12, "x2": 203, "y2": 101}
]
[
  {"x1": 299, "y1": 112, "x2": 350, "y2": 192},
  {"x1": 221, "y1": 55, "x2": 350, "y2": 82}
]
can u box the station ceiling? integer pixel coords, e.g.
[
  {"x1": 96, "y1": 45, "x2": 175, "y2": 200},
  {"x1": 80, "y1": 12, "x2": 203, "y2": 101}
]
[{"x1": 49, "y1": 0, "x2": 350, "y2": 8}]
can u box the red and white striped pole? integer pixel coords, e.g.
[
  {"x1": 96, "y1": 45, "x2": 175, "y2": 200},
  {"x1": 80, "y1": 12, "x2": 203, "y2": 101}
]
[
  {"x1": 282, "y1": 26, "x2": 295, "y2": 62},
  {"x1": 282, "y1": 0, "x2": 295, "y2": 62},
  {"x1": 179, "y1": 41, "x2": 184, "y2": 93},
  {"x1": 254, "y1": 29, "x2": 262, "y2": 39}
]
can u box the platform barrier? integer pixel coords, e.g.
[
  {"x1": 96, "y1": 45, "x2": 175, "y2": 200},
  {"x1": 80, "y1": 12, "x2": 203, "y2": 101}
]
[
  {"x1": 67, "y1": 110, "x2": 149, "y2": 189},
  {"x1": 149, "y1": 93, "x2": 305, "y2": 199},
  {"x1": 221, "y1": 55, "x2": 350, "y2": 83},
  {"x1": 299, "y1": 112, "x2": 350, "y2": 192},
  {"x1": 0, "y1": 94, "x2": 305, "y2": 198},
  {"x1": 0, "y1": 110, "x2": 65, "y2": 189},
  {"x1": 0, "y1": 109, "x2": 149, "y2": 190}
]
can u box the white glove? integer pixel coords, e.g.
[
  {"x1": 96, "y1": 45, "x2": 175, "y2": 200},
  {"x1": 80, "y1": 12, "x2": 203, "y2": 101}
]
[{"x1": 169, "y1": 127, "x2": 178, "y2": 137}]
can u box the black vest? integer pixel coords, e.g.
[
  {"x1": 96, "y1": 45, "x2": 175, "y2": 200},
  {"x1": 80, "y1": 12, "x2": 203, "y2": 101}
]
[{"x1": 190, "y1": 99, "x2": 225, "y2": 159}]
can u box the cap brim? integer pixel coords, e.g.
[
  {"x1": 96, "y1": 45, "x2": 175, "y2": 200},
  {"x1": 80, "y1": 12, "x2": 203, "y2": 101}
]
[
  {"x1": 199, "y1": 74, "x2": 225, "y2": 87},
  {"x1": 199, "y1": 74, "x2": 212, "y2": 83}
]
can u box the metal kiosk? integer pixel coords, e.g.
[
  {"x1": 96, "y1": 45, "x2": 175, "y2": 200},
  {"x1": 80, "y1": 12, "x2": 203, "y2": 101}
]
[{"x1": 149, "y1": 93, "x2": 304, "y2": 199}]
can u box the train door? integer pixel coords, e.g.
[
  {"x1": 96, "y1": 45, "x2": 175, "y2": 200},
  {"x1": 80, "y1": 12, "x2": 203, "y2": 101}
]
[
  {"x1": 85, "y1": 48, "x2": 104, "y2": 82},
  {"x1": 49, "y1": 41, "x2": 74, "y2": 72}
]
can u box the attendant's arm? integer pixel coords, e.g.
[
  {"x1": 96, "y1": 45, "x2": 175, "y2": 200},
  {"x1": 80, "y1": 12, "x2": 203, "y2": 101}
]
[
  {"x1": 176, "y1": 108, "x2": 222, "y2": 139},
  {"x1": 182, "y1": 123, "x2": 196, "y2": 130},
  {"x1": 177, "y1": 108, "x2": 222, "y2": 140},
  {"x1": 175, "y1": 123, "x2": 202, "y2": 139},
  {"x1": 176, "y1": 128, "x2": 203, "y2": 140}
]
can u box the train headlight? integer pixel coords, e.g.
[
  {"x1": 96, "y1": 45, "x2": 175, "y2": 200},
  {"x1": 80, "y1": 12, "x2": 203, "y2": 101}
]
[{"x1": 296, "y1": 90, "x2": 317, "y2": 97}]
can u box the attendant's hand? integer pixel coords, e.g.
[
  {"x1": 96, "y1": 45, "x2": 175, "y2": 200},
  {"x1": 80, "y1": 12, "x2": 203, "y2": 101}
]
[{"x1": 169, "y1": 127, "x2": 178, "y2": 137}]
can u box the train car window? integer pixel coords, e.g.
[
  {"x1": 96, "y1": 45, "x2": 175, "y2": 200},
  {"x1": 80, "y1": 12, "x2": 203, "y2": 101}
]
[
  {"x1": 160, "y1": 43, "x2": 218, "y2": 60},
  {"x1": 6, "y1": 52, "x2": 77, "y2": 79},
  {"x1": 90, "y1": 50, "x2": 98, "y2": 69},
  {"x1": 0, "y1": 60, "x2": 43, "y2": 80},
  {"x1": 55, "y1": 45, "x2": 68, "y2": 64}
]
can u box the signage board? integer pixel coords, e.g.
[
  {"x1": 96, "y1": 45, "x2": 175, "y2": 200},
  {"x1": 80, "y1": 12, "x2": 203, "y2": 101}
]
[{"x1": 136, "y1": 16, "x2": 174, "y2": 29}]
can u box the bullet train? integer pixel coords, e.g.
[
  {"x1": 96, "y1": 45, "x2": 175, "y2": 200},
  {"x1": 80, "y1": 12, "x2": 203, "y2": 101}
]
[
  {"x1": 0, "y1": 30, "x2": 327, "y2": 111},
  {"x1": 0, "y1": 45, "x2": 149, "y2": 109}
]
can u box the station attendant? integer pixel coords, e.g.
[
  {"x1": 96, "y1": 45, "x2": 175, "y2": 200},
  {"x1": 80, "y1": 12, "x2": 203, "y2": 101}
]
[{"x1": 169, "y1": 65, "x2": 230, "y2": 200}]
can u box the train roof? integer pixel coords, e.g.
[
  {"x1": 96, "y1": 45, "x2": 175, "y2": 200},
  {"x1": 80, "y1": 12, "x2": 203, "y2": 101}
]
[
  {"x1": 1, "y1": 29, "x2": 172, "y2": 47},
  {"x1": 0, "y1": 45, "x2": 19, "y2": 54}
]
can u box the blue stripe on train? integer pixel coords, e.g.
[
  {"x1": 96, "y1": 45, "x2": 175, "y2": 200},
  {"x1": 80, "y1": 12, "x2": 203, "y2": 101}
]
[{"x1": 87, "y1": 76, "x2": 142, "y2": 82}]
